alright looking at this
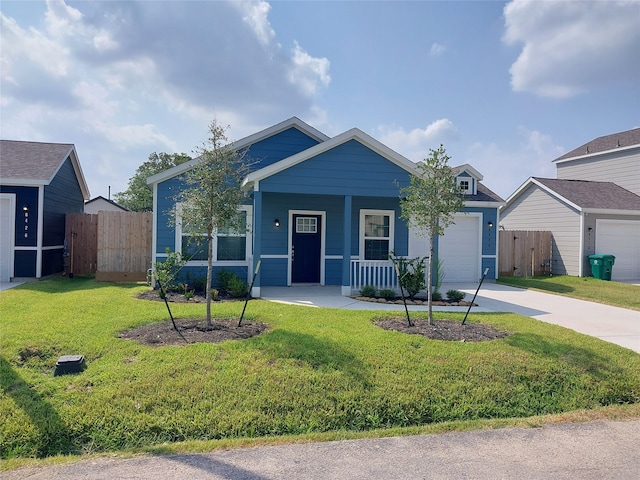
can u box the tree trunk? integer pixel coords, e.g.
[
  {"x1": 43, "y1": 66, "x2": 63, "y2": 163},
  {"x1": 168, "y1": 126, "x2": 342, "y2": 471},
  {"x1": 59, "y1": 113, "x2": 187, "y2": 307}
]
[
  {"x1": 427, "y1": 236, "x2": 434, "y2": 325},
  {"x1": 206, "y1": 231, "x2": 214, "y2": 327}
]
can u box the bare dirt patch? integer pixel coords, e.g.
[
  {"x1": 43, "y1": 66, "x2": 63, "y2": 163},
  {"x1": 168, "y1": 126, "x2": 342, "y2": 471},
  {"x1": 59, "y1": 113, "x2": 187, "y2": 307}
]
[
  {"x1": 374, "y1": 317, "x2": 509, "y2": 342},
  {"x1": 118, "y1": 318, "x2": 268, "y2": 347}
]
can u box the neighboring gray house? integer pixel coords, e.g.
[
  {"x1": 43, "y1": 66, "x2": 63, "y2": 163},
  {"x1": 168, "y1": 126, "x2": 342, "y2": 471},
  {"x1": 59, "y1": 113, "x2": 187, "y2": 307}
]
[
  {"x1": 84, "y1": 196, "x2": 128, "y2": 214},
  {"x1": 501, "y1": 128, "x2": 640, "y2": 281}
]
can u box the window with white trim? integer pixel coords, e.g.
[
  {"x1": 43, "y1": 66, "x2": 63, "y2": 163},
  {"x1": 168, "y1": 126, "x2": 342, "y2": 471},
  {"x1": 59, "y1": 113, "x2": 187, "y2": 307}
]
[
  {"x1": 178, "y1": 206, "x2": 252, "y2": 262},
  {"x1": 360, "y1": 210, "x2": 394, "y2": 260},
  {"x1": 457, "y1": 177, "x2": 472, "y2": 194}
]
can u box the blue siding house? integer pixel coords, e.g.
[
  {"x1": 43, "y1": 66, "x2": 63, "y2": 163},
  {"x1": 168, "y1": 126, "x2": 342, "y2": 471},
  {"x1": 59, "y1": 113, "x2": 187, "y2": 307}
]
[
  {"x1": 148, "y1": 118, "x2": 504, "y2": 297},
  {"x1": 0, "y1": 140, "x2": 90, "y2": 281}
]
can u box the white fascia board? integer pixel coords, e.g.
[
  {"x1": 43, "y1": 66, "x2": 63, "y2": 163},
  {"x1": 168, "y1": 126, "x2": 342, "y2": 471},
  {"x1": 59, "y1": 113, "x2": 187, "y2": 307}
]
[
  {"x1": 553, "y1": 144, "x2": 640, "y2": 164},
  {"x1": 1, "y1": 178, "x2": 48, "y2": 187},
  {"x1": 463, "y1": 201, "x2": 506, "y2": 208},
  {"x1": 583, "y1": 208, "x2": 640, "y2": 216},
  {"x1": 453, "y1": 163, "x2": 483, "y2": 181},
  {"x1": 243, "y1": 128, "x2": 418, "y2": 186},
  {"x1": 502, "y1": 177, "x2": 582, "y2": 212},
  {"x1": 146, "y1": 158, "x2": 200, "y2": 186},
  {"x1": 147, "y1": 117, "x2": 330, "y2": 186},
  {"x1": 228, "y1": 116, "x2": 329, "y2": 151},
  {"x1": 68, "y1": 147, "x2": 91, "y2": 201}
]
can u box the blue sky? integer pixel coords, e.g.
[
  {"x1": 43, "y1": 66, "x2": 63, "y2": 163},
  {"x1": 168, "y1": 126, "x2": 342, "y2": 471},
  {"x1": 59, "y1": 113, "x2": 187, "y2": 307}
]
[{"x1": 1, "y1": 0, "x2": 639, "y2": 200}]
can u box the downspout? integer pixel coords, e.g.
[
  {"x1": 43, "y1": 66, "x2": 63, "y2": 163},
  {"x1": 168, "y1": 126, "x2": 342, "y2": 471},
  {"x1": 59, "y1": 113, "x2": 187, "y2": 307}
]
[{"x1": 151, "y1": 182, "x2": 158, "y2": 268}]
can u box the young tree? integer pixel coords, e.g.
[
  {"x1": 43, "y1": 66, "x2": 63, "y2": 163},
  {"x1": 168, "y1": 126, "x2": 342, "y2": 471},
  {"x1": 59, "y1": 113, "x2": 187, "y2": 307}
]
[
  {"x1": 114, "y1": 152, "x2": 191, "y2": 211},
  {"x1": 399, "y1": 145, "x2": 464, "y2": 325},
  {"x1": 176, "y1": 119, "x2": 253, "y2": 327}
]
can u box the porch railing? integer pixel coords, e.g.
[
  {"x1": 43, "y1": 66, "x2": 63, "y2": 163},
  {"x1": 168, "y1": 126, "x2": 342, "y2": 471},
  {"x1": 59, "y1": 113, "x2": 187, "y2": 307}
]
[{"x1": 350, "y1": 259, "x2": 399, "y2": 293}]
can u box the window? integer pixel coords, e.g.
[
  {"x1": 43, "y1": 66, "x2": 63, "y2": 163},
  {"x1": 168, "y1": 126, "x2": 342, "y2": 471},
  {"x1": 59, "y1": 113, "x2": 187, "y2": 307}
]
[
  {"x1": 457, "y1": 177, "x2": 471, "y2": 194},
  {"x1": 360, "y1": 210, "x2": 394, "y2": 260},
  {"x1": 178, "y1": 206, "x2": 251, "y2": 263},
  {"x1": 296, "y1": 216, "x2": 317, "y2": 233}
]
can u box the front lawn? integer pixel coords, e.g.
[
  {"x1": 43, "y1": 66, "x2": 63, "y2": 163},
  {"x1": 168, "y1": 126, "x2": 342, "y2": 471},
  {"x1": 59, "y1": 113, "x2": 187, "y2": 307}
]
[
  {"x1": 497, "y1": 275, "x2": 640, "y2": 311},
  {"x1": 1, "y1": 277, "x2": 639, "y2": 461}
]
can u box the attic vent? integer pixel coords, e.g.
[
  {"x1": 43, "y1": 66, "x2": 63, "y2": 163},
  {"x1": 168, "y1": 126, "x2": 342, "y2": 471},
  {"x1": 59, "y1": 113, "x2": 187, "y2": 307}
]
[
  {"x1": 617, "y1": 139, "x2": 621, "y2": 147},
  {"x1": 585, "y1": 146, "x2": 589, "y2": 153}
]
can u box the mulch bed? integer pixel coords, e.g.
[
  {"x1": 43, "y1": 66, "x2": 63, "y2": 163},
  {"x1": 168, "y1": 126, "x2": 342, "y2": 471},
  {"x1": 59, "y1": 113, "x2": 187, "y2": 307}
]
[
  {"x1": 374, "y1": 317, "x2": 509, "y2": 342},
  {"x1": 118, "y1": 318, "x2": 268, "y2": 347}
]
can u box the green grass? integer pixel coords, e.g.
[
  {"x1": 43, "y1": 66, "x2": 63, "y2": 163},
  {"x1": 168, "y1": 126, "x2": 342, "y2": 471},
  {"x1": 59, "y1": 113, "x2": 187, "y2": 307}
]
[
  {"x1": 497, "y1": 275, "x2": 640, "y2": 311},
  {"x1": 1, "y1": 277, "x2": 639, "y2": 462}
]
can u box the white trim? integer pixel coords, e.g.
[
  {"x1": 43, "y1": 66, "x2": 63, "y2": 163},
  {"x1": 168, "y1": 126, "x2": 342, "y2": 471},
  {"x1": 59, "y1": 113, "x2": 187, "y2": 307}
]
[
  {"x1": 553, "y1": 144, "x2": 640, "y2": 164},
  {"x1": 464, "y1": 200, "x2": 506, "y2": 208},
  {"x1": 583, "y1": 208, "x2": 640, "y2": 216},
  {"x1": 151, "y1": 182, "x2": 158, "y2": 267},
  {"x1": 147, "y1": 117, "x2": 329, "y2": 186},
  {"x1": 325, "y1": 255, "x2": 343, "y2": 260},
  {"x1": 288, "y1": 209, "x2": 326, "y2": 285},
  {"x1": 452, "y1": 163, "x2": 483, "y2": 181},
  {"x1": 42, "y1": 245, "x2": 64, "y2": 250},
  {"x1": 579, "y1": 212, "x2": 585, "y2": 277},
  {"x1": 0, "y1": 193, "x2": 16, "y2": 281},
  {"x1": 175, "y1": 204, "x2": 253, "y2": 265},
  {"x1": 260, "y1": 254, "x2": 288, "y2": 259},
  {"x1": 359, "y1": 209, "x2": 395, "y2": 260},
  {"x1": 14, "y1": 246, "x2": 38, "y2": 251},
  {"x1": 36, "y1": 186, "x2": 44, "y2": 278},
  {"x1": 456, "y1": 177, "x2": 473, "y2": 195},
  {"x1": 244, "y1": 128, "x2": 418, "y2": 187},
  {"x1": 503, "y1": 177, "x2": 582, "y2": 212}
]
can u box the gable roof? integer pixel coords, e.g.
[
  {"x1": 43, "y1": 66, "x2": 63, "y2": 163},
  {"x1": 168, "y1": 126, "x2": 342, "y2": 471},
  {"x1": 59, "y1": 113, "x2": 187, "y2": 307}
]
[
  {"x1": 0, "y1": 140, "x2": 90, "y2": 200},
  {"x1": 452, "y1": 163, "x2": 483, "y2": 181},
  {"x1": 84, "y1": 196, "x2": 129, "y2": 211},
  {"x1": 147, "y1": 117, "x2": 328, "y2": 186},
  {"x1": 554, "y1": 127, "x2": 640, "y2": 163},
  {"x1": 243, "y1": 127, "x2": 419, "y2": 186},
  {"x1": 505, "y1": 177, "x2": 640, "y2": 214}
]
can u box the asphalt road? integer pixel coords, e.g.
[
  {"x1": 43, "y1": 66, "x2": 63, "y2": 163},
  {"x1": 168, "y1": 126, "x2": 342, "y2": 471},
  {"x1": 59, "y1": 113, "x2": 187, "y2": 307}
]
[{"x1": 4, "y1": 420, "x2": 639, "y2": 480}]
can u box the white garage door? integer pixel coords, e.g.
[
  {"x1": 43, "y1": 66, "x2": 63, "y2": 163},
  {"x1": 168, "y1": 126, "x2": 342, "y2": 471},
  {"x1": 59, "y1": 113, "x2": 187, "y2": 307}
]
[
  {"x1": 596, "y1": 220, "x2": 640, "y2": 281},
  {"x1": 438, "y1": 214, "x2": 481, "y2": 282},
  {"x1": 0, "y1": 195, "x2": 15, "y2": 282}
]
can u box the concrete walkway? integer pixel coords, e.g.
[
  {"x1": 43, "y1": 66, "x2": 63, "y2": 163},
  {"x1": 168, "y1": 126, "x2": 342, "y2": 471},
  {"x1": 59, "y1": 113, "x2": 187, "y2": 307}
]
[
  {"x1": 262, "y1": 282, "x2": 640, "y2": 353},
  {"x1": 4, "y1": 420, "x2": 639, "y2": 479}
]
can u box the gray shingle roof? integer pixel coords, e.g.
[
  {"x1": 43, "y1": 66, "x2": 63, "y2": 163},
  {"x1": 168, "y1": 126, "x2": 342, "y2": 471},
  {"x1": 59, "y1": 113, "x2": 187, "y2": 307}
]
[
  {"x1": 0, "y1": 140, "x2": 75, "y2": 182},
  {"x1": 554, "y1": 128, "x2": 640, "y2": 162},
  {"x1": 475, "y1": 182, "x2": 505, "y2": 203},
  {"x1": 533, "y1": 177, "x2": 640, "y2": 211}
]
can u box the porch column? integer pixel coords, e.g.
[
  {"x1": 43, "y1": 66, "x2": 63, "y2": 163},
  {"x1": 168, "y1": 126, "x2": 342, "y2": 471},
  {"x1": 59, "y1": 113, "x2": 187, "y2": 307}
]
[
  {"x1": 252, "y1": 190, "x2": 262, "y2": 297},
  {"x1": 342, "y1": 195, "x2": 352, "y2": 296}
]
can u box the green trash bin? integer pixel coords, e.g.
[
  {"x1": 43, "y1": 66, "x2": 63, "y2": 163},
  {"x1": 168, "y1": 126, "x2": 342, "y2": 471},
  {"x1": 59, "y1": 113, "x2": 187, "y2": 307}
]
[{"x1": 588, "y1": 254, "x2": 616, "y2": 281}]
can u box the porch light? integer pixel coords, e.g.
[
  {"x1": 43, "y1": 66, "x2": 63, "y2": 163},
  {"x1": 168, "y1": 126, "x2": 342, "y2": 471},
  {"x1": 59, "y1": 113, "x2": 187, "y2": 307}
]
[
  {"x1": 487, "y1": 221, "x2": 493, "y2": 229},
  {"x1": 274, "y1": 218, "x2": 280, "y2": 228},
  {"x1": 22, "y1": 205, "x2": 29, "y2": 211}
]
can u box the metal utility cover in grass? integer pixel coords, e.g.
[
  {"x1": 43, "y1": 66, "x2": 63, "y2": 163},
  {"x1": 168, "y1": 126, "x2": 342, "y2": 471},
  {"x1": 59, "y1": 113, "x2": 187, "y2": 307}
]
[{"x1": 54, "y1": 355, "x2": 86, "y2": 376}]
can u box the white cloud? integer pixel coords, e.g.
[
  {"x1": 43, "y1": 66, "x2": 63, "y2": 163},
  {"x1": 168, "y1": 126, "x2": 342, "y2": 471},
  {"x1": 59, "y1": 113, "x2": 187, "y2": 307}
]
[
  {"x1": 0, "y1": 0, "x2": 331, "y2": 197},
  {"x1": 503, "y1": 0, "x2": 640, "y2": 97},
  {"x1": 288, "y1": 41, "x2": 331, "y2": 96},
  {"x1": 376, "y1": 119, "x2": 460, "y2": 162},
  {"x1": 429, "y1": 43, "x2": 447, "y2": 57}
]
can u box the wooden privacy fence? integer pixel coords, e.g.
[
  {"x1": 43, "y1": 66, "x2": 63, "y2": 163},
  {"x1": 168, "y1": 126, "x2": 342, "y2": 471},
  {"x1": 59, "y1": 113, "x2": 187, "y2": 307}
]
[
  {"x1": 65, "y1": 211, "x2": 152, "y2": 282},
  {"x1": 498, "y1": 230, "x2": 552, "y2": 277}
]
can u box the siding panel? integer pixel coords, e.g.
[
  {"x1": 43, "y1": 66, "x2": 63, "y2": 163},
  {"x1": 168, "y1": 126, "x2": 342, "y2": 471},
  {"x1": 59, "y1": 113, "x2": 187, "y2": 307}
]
[{"x1": 501, "y1": 186, "x2": 581, "y2": 275}]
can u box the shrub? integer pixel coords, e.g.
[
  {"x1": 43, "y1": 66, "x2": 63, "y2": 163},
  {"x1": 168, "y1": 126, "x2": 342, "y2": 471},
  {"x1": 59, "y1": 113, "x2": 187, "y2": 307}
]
[
  {"x1": 446, "y1": 289, "x2": 466, "y2": 302},
  {"x1": 154, "y1": 248, "x2": 186, "y2": 292},
  {"x1": 389, "y1": 252, "x2": 427, "y2": 299},
  {"x1": 431, "y1": 290, "x2": 443, "y2": 301},
  {"x1": 360, "y1": 285, "x2": 377, "y2": 297},
  {"x1": 227, "y1": 275, "x2": 248, "y2": 297},
  {"x1": 216, "y1": 270, "x2": 234, "y2": 291},
  {"x1": 378, "y1": 288, "x2": 396, "y2": 300}
]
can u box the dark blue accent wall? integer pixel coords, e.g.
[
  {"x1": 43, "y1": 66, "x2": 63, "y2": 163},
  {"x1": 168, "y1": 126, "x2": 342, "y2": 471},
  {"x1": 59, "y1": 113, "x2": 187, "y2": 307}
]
[
  {"x1": 0, "y1": 185, "x2": 38, "y2": 247},
  {"x1": 43, "y1": 157, "x2": 84, "y2": 246},
  {"x1": 246, "y1": 127, "x2": 321, "y2": 170},
  {"x1": 14, "y1": 250, "x2": 36, "y2": 277}
]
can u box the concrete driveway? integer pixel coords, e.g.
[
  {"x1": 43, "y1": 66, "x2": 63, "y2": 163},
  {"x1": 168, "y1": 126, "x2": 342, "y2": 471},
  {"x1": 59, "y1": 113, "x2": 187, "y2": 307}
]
[{"x1": 262, "y1": 282, "x2": 640, "y2": 353}]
